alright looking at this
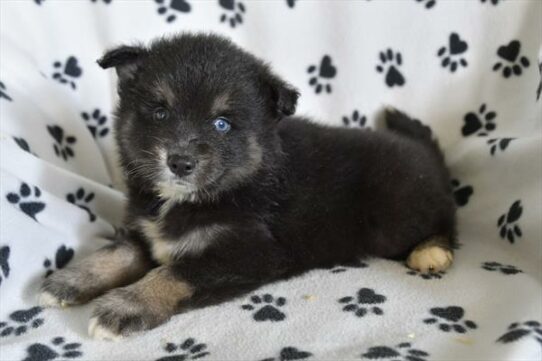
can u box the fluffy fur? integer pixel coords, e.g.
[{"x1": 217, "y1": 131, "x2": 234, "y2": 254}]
[{"x1": 39, "y1": 33, "x2": 456, "y2": 339}]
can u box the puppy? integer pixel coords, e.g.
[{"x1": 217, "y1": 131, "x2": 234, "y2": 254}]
[{"x1": 39, "y1": 33, "x2": 456, "y2": 340}]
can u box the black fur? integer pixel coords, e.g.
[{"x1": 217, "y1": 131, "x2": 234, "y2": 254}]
[{"x1": 99, "y1": 33, "x2": 456, "y2": 323}]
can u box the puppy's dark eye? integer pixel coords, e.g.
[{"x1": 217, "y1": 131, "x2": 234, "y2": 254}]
[
  {"x1": 153, "y1": 108, "x2": 169, "y2": 121},
  {"x1": 213, "y1": 117, "x2": 231, "y2": 133}
]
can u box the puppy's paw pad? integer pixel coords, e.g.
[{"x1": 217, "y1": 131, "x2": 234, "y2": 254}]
[
  {"x1": 88, "y1": 317, "x2": 123, "y2": 341},
  {"x1": 407, "y1": 246, "x2": 453, "y2": 273}
]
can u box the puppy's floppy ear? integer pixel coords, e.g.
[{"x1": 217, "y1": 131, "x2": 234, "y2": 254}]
[
  {"x1": 97, "y1": 45, "x2": 147, "y2": 81},
  {"x1": 262, "y1": 71, "x2": 300, "y2": 119}
]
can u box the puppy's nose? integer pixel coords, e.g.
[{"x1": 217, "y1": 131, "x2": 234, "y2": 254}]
[{"x1": 167, "y1": 154, "x2": 195, "y2": 177}]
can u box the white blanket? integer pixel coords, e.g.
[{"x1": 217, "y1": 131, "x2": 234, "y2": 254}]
[{"x1": 1, "y1": 1, "x2": 541, "y2": 360}]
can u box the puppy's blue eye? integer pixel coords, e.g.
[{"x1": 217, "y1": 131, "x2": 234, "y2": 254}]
[
  {"x1": 153, "y1": 108, "x2": 169, "y2": 121},
  {"x1": 213, "y1": 117, "x2": 231, "y2": 133}
]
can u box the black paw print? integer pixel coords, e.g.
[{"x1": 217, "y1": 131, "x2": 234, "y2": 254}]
[
  {"x1": 81, "y1": 109, "x2": 109, "y2": 138},
  {"x1": 338, "y1": 288, "x2": 386, "y2": 318},
  {"x1": 286, "y1": 0, "x2": 297, "y2": 8},
  {"x1": 482, "y1": 261, "x2": 522, "y2": 275},
  {"x1": 6, "y1": 183, "x2": 45, "y2": 221},
  {"x1": 90, "y1": 0, "x2": 112, "y2": 3},
  {"x1": 487, "y1": 138, "x2": 514, "y2": 156},
  {"x1": 537, "y1": 62, "x2": 542, "y2": 101},
  {"x1": 362, "y1": 342, "x2": 429, "y2": 361},
  {"x1": 480, "y1": 0, "x2": 503, "y2": 5},
  {"x1": 406, "y1": 270, "x2": 445, "y2": 280},
  {"x1": 34, "y1": 0, "x2": 46, "y2": 5},
  {"x1": 376, "y1": 49, "x2": 405, "y2": 87},
  {"x1": 0, "y1": 246, "x2": 10, "y2": 286},
  {"x1": 260, "y1": 347, "x2": 312, "y2": 361},
  {"x1": 328, "y1": 259, "x2": 368, "y2": 273},
  {"x1": 307, "y1": 55, "x2": 337, "y2": 94},
  {"x1": 13, "y1": 137, "x2": 35, "y2": 156},
  {"x1": 44, "y1": 245, "x2": 75, "y2": 277},
  {"x1": 0, "y1": 307, "x2": 44, "y2": 337},
  {"x1": 241, "y1": 294, "x2": 287, "y2": 322},
  {"x1": 47, "y1": 125, "x2": 76, "y2": 161},
  {"x1": 155, "y1": 0, "x2": 191, "y2": 23},
  {"x1": 498, "y1": 200, "x2": 523, "y2": 243},
  {"x1": 342, "y1": 110, "x2": 367, "y2": 128},
  {"x1": 497, "y1": 321, "x2": 542, "y2": 345},
  {"x1": 451, "y1": 179, "x2": 473, "y2": 207},
  {"x1": 0, "y1": 81, "x2": 13, "y2": 101},
  {"x1": 493, "y1": 40, "x2": 530, "y2": 78},
  {"x1": 219, "y1": 0, "x2": 245, "y2": 28},
  {"x1": 156, "y1": 338, "x2": 210, "y2": 361},
  {"x1": 424, "y1": 306, "x2": 477, "y2": 333},
  {"x1": 66, "y1": 188, "x2": 96, "y2": 222},
  {"x1": 22, "y1": 337, "x2": 82, "y2": 361},
  {"x1": 52, "y1": 57, "x2": 82, "y2": 90},
  {"x1": 415, "y1": 0, "x2": 436, "y2": 9},
  {"x1": 437, "y1": 33, "x2": 468, "y2": 72},
  {"x1": 461, "y1": 104, "x2": 497, "y2": 137}
]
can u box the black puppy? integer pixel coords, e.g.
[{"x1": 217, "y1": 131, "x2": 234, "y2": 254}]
[{"x1": 39, "y1": 33, "x2": 456, "y2": 340}]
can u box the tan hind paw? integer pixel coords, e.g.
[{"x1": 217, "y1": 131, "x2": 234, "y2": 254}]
[{"x1": 407, "y1": 238, "x2": 453, "y2": 273}]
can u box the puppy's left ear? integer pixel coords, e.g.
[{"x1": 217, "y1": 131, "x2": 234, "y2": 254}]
[
  {"x1": 97, "y1": 45, "x2": 148, "y2": 82},
  {"x1": 262, "y1": 71, "x2": 300, "y2": 119}
]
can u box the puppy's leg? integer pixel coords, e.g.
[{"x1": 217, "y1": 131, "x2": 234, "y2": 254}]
[
  {"x1": 89, "y1": 265, "x2": 193, "y2": 340},
  {"x1": 88, "y1": 228, "x2": 290, "y2": 339},
  {"x1": 39, "y1": 241, "x2": 153, "y2": 307},
  {"x1": 406, "y1": 236, "x2": 453, "y2": 273}
]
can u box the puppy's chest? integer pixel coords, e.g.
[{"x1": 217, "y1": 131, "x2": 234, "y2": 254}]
[{"x1": 136, "y1": 207, "x2": 225, "y2": 265}]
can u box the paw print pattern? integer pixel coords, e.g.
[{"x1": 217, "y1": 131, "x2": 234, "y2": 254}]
[
  {"x1": 260, "y1": 347, "x2": 312, "y2": 361},
  {"x1": 497, "y1": 321, "x2": 542, "y2": 345},
  {"x1": 480, "y1": 0, "x2": 503, "y2": 6},
  {"x1": 307, "y1": 55, "x2": 337, "y2": 94},
  {"x1": 44, "y1": 245, "x2": 75, "y2": 277},
  {"x1": 0, "y1": 81, "x2": 13, "y2": 101},
  {"x1": 47, "y1": 125, "x2": 76, "y2": 161},
  {"x1": 219, "y1": 0, "x2": 246, "y2": 28},
  {"x1": 362, "y1": 342, "x2": 429, "y2": 361},
  {"x1": 415, "y1": 0, "x2": 436, "y2": 9},
  {"x1": 286, "y1": 0, "x2": 297, "y2": 8},
  {"x1": 407, "y1": 270, "x2": 445, "y2": 280},
  {"x1": 451, "y1": 179, "x2": 473, "y2": 207},
  {"x1": 0, "y1": 307, "x2": 44, "y2": 337},
  {"x1": 156, "y1": 338, "x2": 210, "y2": 361},
  {"x1": 241, "y1": 294, "x2": 287, "y2": 322},
  {"x1": 66, "y1": 188, "x2": 96, "y2": 222},
  {"x1": 438, "y1": 33, "x2": 468, "y2": 72},
  {"x1": 493, "y1": 40, "x2": 530, "y2": 78},
  {"x1": 342, "y1": 110, "x2": 367, "y2": 128},
  {"x1": 90, "y1": 0, "x2": 112, "y2": 3},
  {"x1": 13, "y1": 137, "x2": 35, "y2": 155},
  {"x1": 81, "y1": 109, "x2": 109, "y2": 138},
  {"x1": 482, "y1": 261, "x2": 522, "y2": 275},
  {"x1": 498, "y1": 200, "x2": 523, "y2": 243},
  {"x1": 34, "y1": 0, "x2": 46, "y2": 5},
  {"x1": 6, "y1": 183, "x2": 46, "y2": 221},
  {"x1": 155, "y1": 0, "x2": 191, "y2": 23},
  {"x1": 487, "y1": 138, "x2": 514, "y2": 156},
  {"x1": 424, "y1": 306, "x2": 477, "y2": 333},
  {"x1": 376, "y1": 49, "x2": 405, "y2": 87},
  {"x1": 461, "y1": 104, "x2": 497, "y2": 137},
  {"x1": 0, "y1": 246, "x2": 10, "y2": 286},
  {"x1": 52, "y1": 57, "x2": 82, "y2": 90},
  {"x1": 328, "y1": 259, "x2": 368, "y2": 273},
  {"x1": 338, "y1": 288, "x2": 386, "y2": 318},
  {"x1": 22, "y1": 337, "x2": 82, "y2": 361}
]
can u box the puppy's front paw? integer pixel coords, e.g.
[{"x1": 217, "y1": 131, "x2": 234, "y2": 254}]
[
  {"x1": 89, "y1": 288, "x2": 168, "y2": 340},
  {"x1": 39, "y1": 268, "x2": 96, "y2": 308},
  {"x1": 407, "y1": 241, "x2": 453, "y2": 273}
]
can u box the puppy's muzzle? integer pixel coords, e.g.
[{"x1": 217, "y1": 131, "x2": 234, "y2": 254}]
[{"x1": 167, "y1": 153, "x2": 196, "y2": 178}]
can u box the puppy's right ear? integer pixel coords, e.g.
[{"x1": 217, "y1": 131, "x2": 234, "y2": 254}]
[{"x1": 97, "y1": 45, "x2": 147, "y2": 81}]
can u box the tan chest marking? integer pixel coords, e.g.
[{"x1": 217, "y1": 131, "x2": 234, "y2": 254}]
[{"x1": 138, "y1": 219, "x2": 226, "y2": 264}]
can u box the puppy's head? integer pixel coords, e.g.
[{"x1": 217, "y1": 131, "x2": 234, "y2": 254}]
[{"x1": 98, "y1": 33, "x2": 298, "y2": 201}]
